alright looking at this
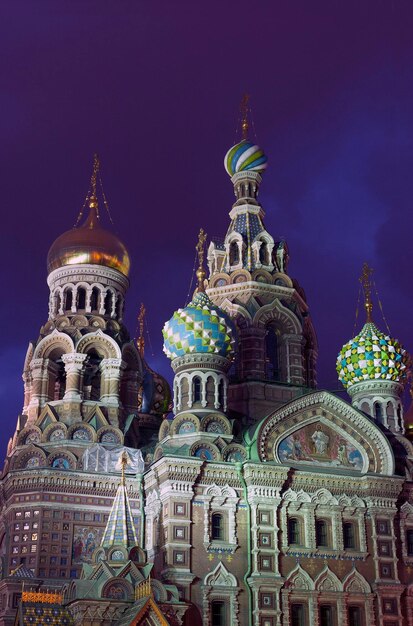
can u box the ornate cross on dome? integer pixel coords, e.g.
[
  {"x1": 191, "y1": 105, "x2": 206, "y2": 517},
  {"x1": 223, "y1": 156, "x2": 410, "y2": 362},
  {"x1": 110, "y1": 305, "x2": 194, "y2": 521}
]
[
  {"x1": 90, "y1": 153, "x2": 100, "y2": 207},
  {"x1": 240, "y1": 93, "x2": 250, "y2": 140},
  {"x1": 360, "y1": 262, "x2": 373, "y2": 322},
  {"x1": 136, "y1": 303, "x2": 146, "y2": 357},
  {"x1": 195, "y1": 228, "x2": 207, "y2": 292}
]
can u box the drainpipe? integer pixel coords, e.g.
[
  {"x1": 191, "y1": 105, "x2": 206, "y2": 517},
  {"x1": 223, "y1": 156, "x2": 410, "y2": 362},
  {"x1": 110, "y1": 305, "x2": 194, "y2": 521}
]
[{"x1": 235, "y1": 462, "x2": 253, "y2": 626}]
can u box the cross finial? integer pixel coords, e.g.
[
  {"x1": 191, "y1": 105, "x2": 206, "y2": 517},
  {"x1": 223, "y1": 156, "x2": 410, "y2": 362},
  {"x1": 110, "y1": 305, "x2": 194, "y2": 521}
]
[
  {"x1": 360, "y1": 262, "x2": 374, "y2": 323},
  {"x1": 89, "y1": 153, "x2": 100, "y2": 210},
  {"x1": 240, "y1": 93, "x2": 250, "y2": 140},
  {"x1": 136, "y1": 303, "x2": 146, "y2": 356},
  {"x1": 195, "y1": 228, "x2": 207, "y2": 292}
]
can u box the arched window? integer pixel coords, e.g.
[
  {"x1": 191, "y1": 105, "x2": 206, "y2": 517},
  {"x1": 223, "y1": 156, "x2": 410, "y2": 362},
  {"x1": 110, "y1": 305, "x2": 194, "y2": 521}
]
[
  {"x1": 115, "y1": 295, "x2": 122, "y2": 318},
  {"x1": 265, "y1": 326, "x2": 280, "y2": 381},
  {"x1": 54, "y1": 358, "x2": 66, "y2": 400},
  {"x1": 315, "y1": 519, "x2": 328, "y2": 547},
  {"x1": 348, "y1": 607, "x2": 363, "y2": 626},
  {"x1": 259, "y1": 242, "x2": 268, "y2": 265},
  {"x1": 343, "y1": 521, "x2": 357, "y2": 550},
  {"x1": 218, "y1": 379, "x2": 225, "y2": 408},
  {"x1": 193, "y1": 377, "x2": 201, "y2": 403},
  {"x1": 55, "y1": 291, "x2": 61, "y2": 315},
  {"x1": 229, "y1": 241, "x2": 239, "y2": 265},
  {"x1": 211, "y1": 513, "x2": 224, "y2": 541},
  {"x1": 64, "y1": 289, "x2": 73, "y2": 311},
  {"x1": 77, "y1": 287, "x2": 86, "y2": 310},
  {"x1": 288, "y1": 517, "x2": 301, "y2": 545},
  {"x1": 83, "y1": 350, "x2": 102, "y2": 401},
  {"x1": 211, "y1": 600, "x2": 227, "y2": 626},
  {"x1": 374, "y1": 402, "x2": 383, "y2": 421},
  {"x1": 90, "y1": 287, "x2": 99, "y2": 312},
  {"x1": 104, "y1": 291, "x2": 113, "y2": 316}
]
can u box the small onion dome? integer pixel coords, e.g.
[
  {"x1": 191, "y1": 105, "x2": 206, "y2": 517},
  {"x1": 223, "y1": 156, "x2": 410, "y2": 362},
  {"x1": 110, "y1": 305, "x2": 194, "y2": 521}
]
[
  {"x1": 47, "y1": 203, "x2": 130, "y2": 277},
  {"x1": 162, "y1": 292, "x2": 235, "y2": 360},
  {"x1": 224, "y1": 139, "x2": 268, "y2": 176},
  {"x1": 336, "y1": 322, "x2": 410, "y2": 389}
]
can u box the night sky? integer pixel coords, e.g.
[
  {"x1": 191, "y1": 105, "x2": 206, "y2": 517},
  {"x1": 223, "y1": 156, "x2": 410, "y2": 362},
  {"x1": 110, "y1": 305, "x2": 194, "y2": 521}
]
[{"x1": 1, "y1": 2, "x2": 413, "y2": 459}]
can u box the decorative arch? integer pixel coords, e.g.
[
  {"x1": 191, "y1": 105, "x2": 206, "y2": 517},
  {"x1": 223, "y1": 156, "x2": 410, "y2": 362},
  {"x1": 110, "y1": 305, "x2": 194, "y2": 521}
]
[
  {"x1": 314, "y1": 566, "x2": 342, "y2": 592},
  {"x1": 33, "y1": 329, "x2": 75, "y2": 359},
  {"x1": 76, "y1": 329, "x2": 121, "y2": 359},
  {"x1": 284, "y1": 564, "x2": 314, "y2": 591},
  {"x1": 204, "y1": 561, "x2": 237, "y2": 587},
  {"x1": 253, "y1": 299, "x2": 301, "y2": 334},
  {"x1": 23, "y1": 342, "x2": 34, "y2": 373},
  {"x1": 342, "y1": 569, "x2": 371, "y2": 593},
  {"x1": 255, "y1": 390, "x2": 395, "y2": 475},
  {"x1": 102, "y1": 577, "x2": 133, "y2": 600}
]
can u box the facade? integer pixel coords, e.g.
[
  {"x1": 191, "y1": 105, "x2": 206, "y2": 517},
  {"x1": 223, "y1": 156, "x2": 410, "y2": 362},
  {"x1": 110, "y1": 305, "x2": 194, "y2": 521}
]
[{"x1": 1, "y1": 120, "x2": 413, "y2": 626}]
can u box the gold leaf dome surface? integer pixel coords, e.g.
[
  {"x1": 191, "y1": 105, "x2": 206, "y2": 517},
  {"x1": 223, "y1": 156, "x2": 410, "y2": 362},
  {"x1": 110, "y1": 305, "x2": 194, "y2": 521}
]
[{"x1": 47, "y1": 204, "x2": 130, "y2": 277}]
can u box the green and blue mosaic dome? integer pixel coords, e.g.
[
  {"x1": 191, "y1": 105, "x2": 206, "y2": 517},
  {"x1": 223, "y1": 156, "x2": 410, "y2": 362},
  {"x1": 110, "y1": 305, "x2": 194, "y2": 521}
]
[
  {"x1": 336, "y1": 322, "x2": 410, "y2": 389},
  {"x1": 163, "y1": 292, "x2": 235, "y2": 360},
  {"x1": 224, "y1": 139, "x2": 268, "y2": 176}
]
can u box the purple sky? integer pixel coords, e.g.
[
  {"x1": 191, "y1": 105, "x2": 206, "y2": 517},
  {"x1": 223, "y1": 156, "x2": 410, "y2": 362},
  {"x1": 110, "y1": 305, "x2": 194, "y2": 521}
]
[{"x1": 1, "y1": 2, "x2": 413, "y2": 458}]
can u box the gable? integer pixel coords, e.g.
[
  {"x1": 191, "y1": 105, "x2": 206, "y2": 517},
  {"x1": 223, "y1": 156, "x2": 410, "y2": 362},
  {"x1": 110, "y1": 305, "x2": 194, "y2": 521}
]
[{"x1": 254, "y1": 390, "x2": 395, "y2": 475}]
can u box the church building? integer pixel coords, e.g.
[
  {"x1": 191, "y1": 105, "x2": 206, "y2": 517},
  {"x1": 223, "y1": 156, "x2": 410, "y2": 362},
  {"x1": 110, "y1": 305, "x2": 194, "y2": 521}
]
[{"x1": 1, "y1": 108, "x2": 413, "y2": 626}]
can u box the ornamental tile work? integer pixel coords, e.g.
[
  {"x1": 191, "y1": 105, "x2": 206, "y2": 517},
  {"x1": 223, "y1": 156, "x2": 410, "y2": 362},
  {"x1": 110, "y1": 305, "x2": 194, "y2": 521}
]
[
  {"x1": 162, "y1": 292, "x2": 235, "y2": 359},
  {"x1": 336, "y1": 322, "x2": 410, "y2": 388},
  {"x1": 224, "y1": 139, "x2": 268, "y2": 175}
]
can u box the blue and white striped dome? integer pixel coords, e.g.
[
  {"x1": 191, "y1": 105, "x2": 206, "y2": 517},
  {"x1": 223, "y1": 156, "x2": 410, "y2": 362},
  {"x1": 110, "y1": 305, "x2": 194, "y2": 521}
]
[{"x1": 224, "y1": 139, "x2": 268, "y2": 176}]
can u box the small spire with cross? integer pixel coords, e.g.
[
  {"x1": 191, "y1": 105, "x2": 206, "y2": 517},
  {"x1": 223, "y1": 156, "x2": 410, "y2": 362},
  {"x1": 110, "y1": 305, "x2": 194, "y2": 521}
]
[
  {"x1": 120, "y1": 450, "x2": 128, "y2": 486},
  {"x1": 195, "y1": 228, "x2": 207, "y2": 292},
  {"x1": 240, "y1": 93, "x2": 250, "y2": 140},
  {"x1": 360, "y1": 262, "x2": 374, "y2": 323},
  {"x1": 89, "y1": 153, "x2": 100, "y2": 212}
]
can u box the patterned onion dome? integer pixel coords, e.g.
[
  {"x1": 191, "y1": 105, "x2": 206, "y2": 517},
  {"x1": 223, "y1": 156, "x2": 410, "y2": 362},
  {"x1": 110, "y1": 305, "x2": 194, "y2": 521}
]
[
  {"x1": 47, "y1": 203, "x2": 130, "y2": 277},
  {"x1": 336, "y1": 322, "x2": 410, "y2": 389},
  {"x1": 163, "y1": 292, "x2": 235, "y2": 360},
  {"x1": 224, "y1": 139, "x2": 268, "y2": 176},
  {"x1": 141, "y1": 366, "x2": 171, "y2": 416}
]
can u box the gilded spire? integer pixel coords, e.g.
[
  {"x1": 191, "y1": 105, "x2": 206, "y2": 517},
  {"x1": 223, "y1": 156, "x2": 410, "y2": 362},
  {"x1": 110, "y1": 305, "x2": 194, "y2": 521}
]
[
  {"x1": 360, "y1": 262, "x2": 373, "y2": 323},
  {"x1": 136, "y1": 303, "x2": 146, "y2": 357},
  {"x1": 89, "y1": 153, "x2": 100, "y2": 212},
  {"x1": 240, "y1": 93, "x2": 250, "y2": 140},
  {"x1": 195, "y1": 228, "x2": 207, "y2": 292}
]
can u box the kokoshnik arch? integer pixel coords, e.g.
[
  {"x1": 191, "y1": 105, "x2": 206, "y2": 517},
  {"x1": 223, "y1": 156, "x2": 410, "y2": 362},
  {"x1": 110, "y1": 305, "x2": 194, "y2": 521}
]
[{"x1": 1, "y1": 107, "x2": 413, "y2": 626}]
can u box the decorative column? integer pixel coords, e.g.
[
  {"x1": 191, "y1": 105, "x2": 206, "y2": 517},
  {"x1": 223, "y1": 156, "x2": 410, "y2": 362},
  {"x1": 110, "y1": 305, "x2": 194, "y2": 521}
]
[
  {"x1": 62, "y1": 353, "x2": 87, "y2": 401},
  {"x1": 27, "y1": 358, "x2": 48, "y2": 421},
  {"x1": 100, "y1": 358, "x2": 125, "y2": 406}
]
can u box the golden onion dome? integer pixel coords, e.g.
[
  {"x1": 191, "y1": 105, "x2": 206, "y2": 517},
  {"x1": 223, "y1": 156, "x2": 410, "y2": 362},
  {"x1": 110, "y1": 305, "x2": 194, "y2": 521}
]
[{"x1": 47, "y1": 200, "x2": 130, "y2": 277}]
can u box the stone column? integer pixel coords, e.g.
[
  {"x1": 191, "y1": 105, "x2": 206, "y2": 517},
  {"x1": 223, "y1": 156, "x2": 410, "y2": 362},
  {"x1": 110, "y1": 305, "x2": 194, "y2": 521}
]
[
  {"x1": 27, "y1": 358, "x2": 48, "y2": 421},
  {"x1": 62, "y1": 353, "x2": 87, "y2": 401},
  {"x1": 100, "y1": 358, "x2": 125, "y2": 406}
]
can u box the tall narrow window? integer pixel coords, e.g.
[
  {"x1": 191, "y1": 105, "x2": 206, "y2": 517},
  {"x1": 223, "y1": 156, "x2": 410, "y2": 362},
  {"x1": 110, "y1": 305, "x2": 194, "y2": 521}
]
[
  {"x1": 90, "y1": 287, "x2": 99, "y2": 311},
  {"x1": 348, "y1": 606, "x2": 363, "y2": 626},
  {"x1": 115, "y1": 295, "x2": 122, "y2": 318},
  {"x1": 374, "y1": 402, "x2": 383, "y2": 421},
  {"x1": 288, "y1": 518, "x2": 301, "y2": 545},
  {"x1": 193, "y1": 377, "x2": 201, "y2": 403},
  {"x1": 77, "y1": 287, "x2": 86, "y2": 310},
  {"x1": 229, "y1": 241, "x2": 239, "y2": 265},
  {"x1": 104, "y1": 291, "x2": 113, "y2": 316},
  {"x1": 211, "y1": 600, "x2": 226, "y2": 626},
  {"x1": 291, "y1": 604, "x2": 306, "y2": 626},
  {"x1": 407, "y1": 529, "x2": 413, "y2": 556},
  {"x1": 211, "y1": 513, "x2": 224, "y2": 541},
  {"x1": 64, "y1": 289, "x2": 73, "y2": 311},
  {"x1": 316, "y1": 520, "x2": 328, "y2": 547},
  {"x1": 218, "y1": 379, "x2": 225, "y2": 408},
  {"x1": 320, "y1": 605, "x2": 334, "y2": 626},
  {"x1": 259, "y1": 242, "x2": 268, "y2": 264},
  {"x1": 343, "y1": 522, "x2": 356, "y2": 550},
  {"x1": 265, "y1": 326, "x2": 280, "y2": 381}
]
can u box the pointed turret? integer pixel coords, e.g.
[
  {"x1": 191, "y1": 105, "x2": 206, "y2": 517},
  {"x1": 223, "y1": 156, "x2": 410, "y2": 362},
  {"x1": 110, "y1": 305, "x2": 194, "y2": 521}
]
[{"x1": 101, "y1": 452, "x2": 138, "y2": 551}]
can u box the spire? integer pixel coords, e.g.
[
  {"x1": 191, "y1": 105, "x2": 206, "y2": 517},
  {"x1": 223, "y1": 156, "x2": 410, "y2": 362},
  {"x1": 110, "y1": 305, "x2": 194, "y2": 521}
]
[
  {"x1": 136, "y1": 303, "x2": 146, "y2": 357},
  {"x1": 101, "y1": 451, "x2": 138, "y2": 551},
  {"x1": 195, "y1": 228, "x2": 207, "y2": 293},
  {"x1": 240, "y1": 93, "x2": 250, "y2": 140},
  {"x1": 360, "y1": 262, "x2": 373, "y2": 323}
]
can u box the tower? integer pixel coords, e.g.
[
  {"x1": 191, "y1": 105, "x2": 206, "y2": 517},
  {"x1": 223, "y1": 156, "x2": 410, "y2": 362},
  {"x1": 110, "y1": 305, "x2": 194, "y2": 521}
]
[
  {"x1": 207, "y1": 97, "x2": 318, "y2": 421},
  {"x1": 0, "y1": 157, "x2": 150, "y2": 625},
  {"x1": 337, "y1": 263, "x2": 410, "y2": 432}
]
